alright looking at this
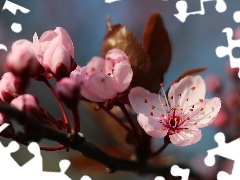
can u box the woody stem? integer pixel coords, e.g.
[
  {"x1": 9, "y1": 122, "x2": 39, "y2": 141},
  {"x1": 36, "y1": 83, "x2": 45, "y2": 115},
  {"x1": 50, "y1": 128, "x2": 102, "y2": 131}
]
[{"x1": 71, "y1": 106, "x2": 80, "y2": 133}]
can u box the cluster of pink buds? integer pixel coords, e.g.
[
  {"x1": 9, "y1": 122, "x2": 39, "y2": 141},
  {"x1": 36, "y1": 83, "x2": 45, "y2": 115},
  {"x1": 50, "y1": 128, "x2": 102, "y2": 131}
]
[{"x1": 0, "y1": 27, "x2": 78, "y2": 130}]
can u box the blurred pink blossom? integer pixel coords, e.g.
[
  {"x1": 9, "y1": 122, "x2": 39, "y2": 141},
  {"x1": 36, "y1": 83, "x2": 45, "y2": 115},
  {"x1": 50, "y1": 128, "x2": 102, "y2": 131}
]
[
  {"x1": 70, "y1": 49, "x2": 133, "y2": 102},
  {"x1": 211, "y1": 109, "x2": 228, "y2": 128},
  {"x1": 234, "y1": 26, "x2": 240, "y2": 40},
  {"x1": 225, "y1": 61, "x2": 238, "y2": 78},
  {"x1": 6, "y1": 39, "x2": 40, "y2": 77},
  {"x1": 205, "y1": 75, "x2": 221, "y2": 92},
  {"x1": 129, "y1": 76, "x2": 221, "y2": 146}
]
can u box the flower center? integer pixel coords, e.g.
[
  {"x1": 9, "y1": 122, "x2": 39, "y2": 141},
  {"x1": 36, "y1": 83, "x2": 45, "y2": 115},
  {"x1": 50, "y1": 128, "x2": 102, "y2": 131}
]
[{"x1": 143, "y1": 81, "x2": 205, "y2": 134}]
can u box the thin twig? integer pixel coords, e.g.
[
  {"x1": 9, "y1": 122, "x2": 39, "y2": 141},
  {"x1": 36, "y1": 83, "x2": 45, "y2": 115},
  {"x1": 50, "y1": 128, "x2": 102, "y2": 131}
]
[
  {"x1": 119, "y1": 104, "x2": 141, "y2": 144},
  {"x1": 102, "y1": 106, "x2": 132, "y2": 132},
  {"x1": 149, "y1": 142, "x2": 170, "y2": 158},
  {"x1": 42, "y1": 78, "x2": 71, "y2": 132}
]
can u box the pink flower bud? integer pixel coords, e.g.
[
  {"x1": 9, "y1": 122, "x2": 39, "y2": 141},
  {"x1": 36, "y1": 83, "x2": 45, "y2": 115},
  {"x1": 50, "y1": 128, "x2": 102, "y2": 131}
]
[
  {"x1": 33, "y1": 27, "x2": 74, "y2": 65},
  {"x1": 55, "y1": 77, "x2": 80, "y2": 108},
  {"x1": 0, "y1": 113, "x2": 9, "y2": 125},
  {"x1": 43, "y1": 45, "x2": 75, "y2": 79},
  {"x1": 0, "y1": 72, "x2": 28, "y2": 103},
  {"x1": 205, "y1": 75, "x2": 221, "y2": 92},
  {"x1": 6, "y1": 39, "x2": 40, "y2": 77},
  {"x1": 10, "y1": 94, "x2": 39, "y2": 113},
  {"x1": 105, "y1": 49, "x2": 129, "y2": 74}
]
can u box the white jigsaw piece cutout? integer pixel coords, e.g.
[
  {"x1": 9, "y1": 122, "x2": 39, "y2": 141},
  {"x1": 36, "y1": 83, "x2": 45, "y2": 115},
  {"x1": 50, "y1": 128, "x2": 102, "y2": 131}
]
[
  {"x1": 105, "y1": 0, "x2": 121, "y2": 3},
  {"x1": 174, "y1": 0, "x2": 227, "y2": 22},
  {"x1": 171, "y1": 165, "x2": 190, "y2": 180},
  {"x1": 0, "y1": 123, "x2": 92, "y2": 180},
  {"x1": 204, "y1": 132, "x2": 240, "y2": 180},
  {"x1": 216, "y1": 11, "x2": 240, "y2": 78},
  {"x1": 154, "y1": 165, "x2": 190, "y2": 180},
  {"x1": 2, "y1": 0, "x2": 30, "y2": 33}
]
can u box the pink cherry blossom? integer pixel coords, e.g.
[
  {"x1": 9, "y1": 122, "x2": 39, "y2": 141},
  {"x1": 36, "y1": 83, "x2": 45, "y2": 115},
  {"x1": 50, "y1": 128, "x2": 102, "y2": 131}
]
[
  {"x1": 33, "y1": 27, "x2": 76, "y2": 79},
  {"x1": 6, "y1": 39, "x2": 40, "y2": 77},
  {"x1": 129, "y1": 75, "x2": 221, "y2": 146},
  {"x1": 0, "y1": 72, "x2": 28, "y2": 103},
  {"x1": 55, "y1": 77, "x2": 80, "y2": 108},
  {"x1": 70, "y1": 49, "x2": 133, "y2": 102}
]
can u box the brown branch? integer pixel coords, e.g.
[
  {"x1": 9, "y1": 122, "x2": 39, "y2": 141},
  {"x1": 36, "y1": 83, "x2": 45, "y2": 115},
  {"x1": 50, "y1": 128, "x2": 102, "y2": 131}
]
[{"x1": 0, "y1": 102, "x2": 201, "y2": 178}]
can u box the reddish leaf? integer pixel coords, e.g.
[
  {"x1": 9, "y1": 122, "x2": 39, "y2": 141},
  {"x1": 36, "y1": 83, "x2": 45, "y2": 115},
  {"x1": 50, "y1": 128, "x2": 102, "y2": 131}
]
[
  {"x1": 142, "y1": 13, "x2": 172, "y2": 92},
  {"x1": 101, "y1": 17, "x2": 152, "y2": 91},
  {"x1": 166, "y1": 67, "x2": 207, "y2": 95},
  {"x1": 175, "y1": 67, "x2": 207, "y2": 82}
]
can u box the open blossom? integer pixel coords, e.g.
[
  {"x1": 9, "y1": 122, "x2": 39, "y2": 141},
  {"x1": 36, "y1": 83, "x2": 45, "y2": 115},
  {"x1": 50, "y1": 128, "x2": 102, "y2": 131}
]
[
  {"x1": 129, "y1": 75, "x2": 221, "y2": 146},
  {"x1": 33, "y1": 27, "x2": 76, "y2": 79},
  {"x1": 6, "y1": 39, "x2": 40, "y2": 77},
  {"x1": 70, "y1": 49, "x2": 133, "y2": 102}
]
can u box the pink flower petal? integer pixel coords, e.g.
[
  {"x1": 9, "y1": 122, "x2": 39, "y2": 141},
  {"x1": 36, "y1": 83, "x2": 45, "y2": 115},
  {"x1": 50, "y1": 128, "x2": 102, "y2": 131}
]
[
  {"x1": 113, "y1": 62, "x2": 133, "y2": 92},
  {"x1": 54, "y1": 27, "x2": 74, "y2": 58},
  {"x1": 129, "y1": 87, "x2": 167, "y2": 116},
  {"x1": 138, "y1": 113, "x2": 168, "y2": 138},
  {"x1": 70, "y1": 66, "x2": 105, "y2": 102},
  {"x1": 186, "y1": 97, "x2": 221, "y2": 128},
  {"x1": 33, "y1": 33, "x2": 44, "y2": 65},
  {"x1": 169, "y1": 127, "x2": 202, "y2": 146},
  {"x1": 105, "y1": 49, "x2": 129, "y2": 74},
  {"x1": 168, "y1": 75, "x2": 206, "y2": 108},
  {"x1": 39, "y1": 30, "x2": 57, "y2": 51},
  {"x1": 86, "y1": 56, "x2": 105, "y2": 74},
  {"x1": 81, "y1": 83, "x2": 106, "y2": 102},
  {"x1": 88, "y1": 73, "x2": 116, "y2": 100}
]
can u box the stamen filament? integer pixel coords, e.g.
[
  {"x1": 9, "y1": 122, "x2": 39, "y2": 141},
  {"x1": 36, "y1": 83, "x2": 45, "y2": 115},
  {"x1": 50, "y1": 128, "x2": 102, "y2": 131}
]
[{"x1": 161, "y1": 87, "x2": 170, "y2": 110}]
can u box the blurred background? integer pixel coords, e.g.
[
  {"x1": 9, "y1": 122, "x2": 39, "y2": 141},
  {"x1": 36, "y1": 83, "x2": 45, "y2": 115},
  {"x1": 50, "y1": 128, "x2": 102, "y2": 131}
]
[{"x1": 0, "y1": 0, "x2": 239, "y2": 179}]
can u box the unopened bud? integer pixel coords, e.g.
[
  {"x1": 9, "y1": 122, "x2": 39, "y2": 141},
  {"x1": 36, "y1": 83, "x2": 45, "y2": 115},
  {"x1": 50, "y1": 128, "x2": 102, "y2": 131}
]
[
  {"x1": 6, "y1": 39, "x2": 40, "y2": 77},
  {"x1": 10, "y1": 94, "x2": 39, "y2": 112},
  {"x1": 0, "y1": 72, "x2": 28, "y2": 103},
  {"x1": 55, "y1": 77, "x2": 80, "y2": 108}
]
